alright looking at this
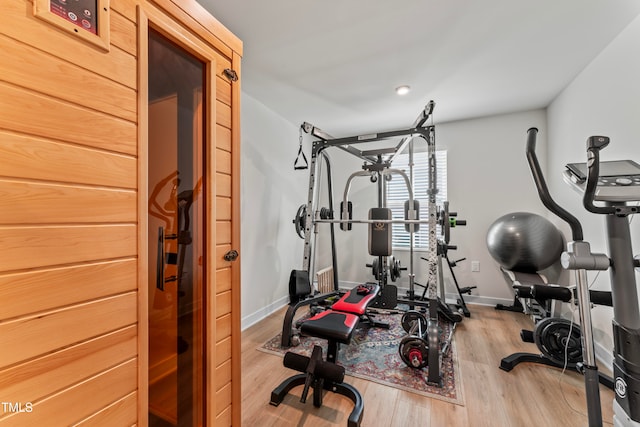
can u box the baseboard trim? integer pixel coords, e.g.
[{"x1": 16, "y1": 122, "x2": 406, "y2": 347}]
[{"x1": 241, "y1": 294, "x2": 288, "y2": 331}]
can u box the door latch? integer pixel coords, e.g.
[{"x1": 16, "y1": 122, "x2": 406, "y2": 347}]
[
  {"x1": 224, "y1": 249, "x2": 239, "y2": 262},
  {"x1": 223, "y1": 68, "x2": 238, "y2": 82}
]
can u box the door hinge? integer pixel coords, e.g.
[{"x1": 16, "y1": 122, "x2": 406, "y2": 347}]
[{"x1": 223, "y1": 68, "x2": 238, "y2": 82}]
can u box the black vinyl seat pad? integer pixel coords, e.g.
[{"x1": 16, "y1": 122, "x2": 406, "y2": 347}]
[
  {"x1": 330, "y1": 284, "x2": 380, "y2": 316},
  {"x1": 300, "y1": 311, "x2": 359, "y2": 344}
]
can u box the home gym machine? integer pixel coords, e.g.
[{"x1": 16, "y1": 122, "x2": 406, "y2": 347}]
[
  {"x1": 280, "y1": 101, "x2": 459, "y2": 389},
  {"x1": 526, "y1": 128, "x2": 640, "y2": 427}
]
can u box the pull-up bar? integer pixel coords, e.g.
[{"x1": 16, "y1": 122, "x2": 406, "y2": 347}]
[{"x1": 300, "y1": 101, "x2": 436, "y2": 164}]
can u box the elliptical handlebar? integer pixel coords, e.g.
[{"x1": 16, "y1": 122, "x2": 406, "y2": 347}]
[
  {"x1": 584, "y1": 136, "x2": 617, "y2": 215},
  {"x1": 525, "y1": 127, "x2": 584, "y2": 241},
  {"x1": 525, "y1": 127, "x2": 605, "y2": 427}
]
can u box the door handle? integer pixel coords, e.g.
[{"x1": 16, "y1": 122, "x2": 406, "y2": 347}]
[
  {"x1": 156, "y1": 226, "x2": 165, "y2": 290},
  {"x1": 224, "y1": 250, "x2": 239, "y2": 262}
]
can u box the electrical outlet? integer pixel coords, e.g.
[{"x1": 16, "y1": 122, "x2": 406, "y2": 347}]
[{"x1": 471, "y1": 261, "x2": 480, "y2": 272}]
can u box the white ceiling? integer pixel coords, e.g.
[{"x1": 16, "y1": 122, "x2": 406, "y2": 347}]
[{"x1": 199, "y1": 0, "x2": 640, "y2": 136}]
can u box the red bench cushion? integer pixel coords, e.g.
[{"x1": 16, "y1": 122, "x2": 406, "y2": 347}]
[{"x1": 330, "y1": 284, "x2": 379, "y2": 315}]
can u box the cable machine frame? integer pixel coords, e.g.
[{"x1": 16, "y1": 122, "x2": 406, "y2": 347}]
[
  {"x1": 282, "y1": 102, "x2": 457, "y2": 385},
  {"x1": 300, "y1": 103, "x2": 434, "y2": 301}
]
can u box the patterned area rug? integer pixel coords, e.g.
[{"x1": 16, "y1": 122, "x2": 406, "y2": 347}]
[{"x1": 259, "y1": 310, "x2": 464, "y2": 406}]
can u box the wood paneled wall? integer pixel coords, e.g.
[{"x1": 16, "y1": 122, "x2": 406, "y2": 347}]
[{"x1": 0, "y1": 0, "x2": 242, "y2": 425}]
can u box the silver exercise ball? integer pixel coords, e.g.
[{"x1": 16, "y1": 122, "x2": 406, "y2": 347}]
[{"x1": 486, "y1": 212, "x2": 563, "y2": 272}]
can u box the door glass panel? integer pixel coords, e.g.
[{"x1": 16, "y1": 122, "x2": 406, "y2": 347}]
[{"x1": 148, "y1": 28, "x2": 206, "y2": 427}]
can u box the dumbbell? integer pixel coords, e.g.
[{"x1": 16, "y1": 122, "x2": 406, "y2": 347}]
[{"x1": 398, "y1": 310, "x2": 430, "y2": 369}]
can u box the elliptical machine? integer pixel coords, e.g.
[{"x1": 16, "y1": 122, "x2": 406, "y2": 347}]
[{"x1": 526, "y1": 128, "x2": 640, "y2": 427}]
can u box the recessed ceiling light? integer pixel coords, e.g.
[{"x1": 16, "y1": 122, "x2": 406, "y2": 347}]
[{"x1": 395, "y1": 85, "x2": 410, "y2": 95}]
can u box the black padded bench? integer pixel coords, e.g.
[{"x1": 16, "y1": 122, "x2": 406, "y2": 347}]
[{"x1": 270, "y1": 283, "x2": 383, "y2": 427}]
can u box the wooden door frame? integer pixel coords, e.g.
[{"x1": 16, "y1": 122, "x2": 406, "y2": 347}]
[{"x1": 137, "y1": 3, "x2": 240, "y2": 425}]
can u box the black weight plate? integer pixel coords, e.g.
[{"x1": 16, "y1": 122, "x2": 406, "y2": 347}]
[
  {"x1": 293, "y1": 204, "x2": 306, "y2": 239},
  {"x1": 389, "y1": 256, "x2": 396, "y2": 281},
  {"x1": 399, "y1": 335, "x2": 429, "y2": 369},
  {"x1": 390, "y1": 257, "x2": 402, "y2": 282},
  {"x1": 534, "y1": 317, "x2": 583, "y2": 366},
  {"x1": 442, "y1": 201, "x2": 450, "y2": 244},
  {"x1": 371, "y1": 258, "x2": 379, "y2": 279},
  {"x1": 401, "y1": 310, "x2": 427, "y2": 335}
]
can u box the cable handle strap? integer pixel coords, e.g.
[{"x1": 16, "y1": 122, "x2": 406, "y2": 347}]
[{"x1": 294, "y1": 126, "x2": 309, "y2": 170}]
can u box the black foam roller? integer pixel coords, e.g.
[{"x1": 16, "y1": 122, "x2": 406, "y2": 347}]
[
  {"x1": 531, "y1": 284, "x2": 572, "y2": 302},
  {"x1": 315, "y1": 360, "x2": 345, "y2": 384},
  {"x1": 588, "y1": 290, "x2": 613, "y2": 307},
  {"x1": 513, "y1": 284, "x2": 534, "y2": 299},
  {"x1": 283, "y1": 351, "x2": 310, "y2": 373}
]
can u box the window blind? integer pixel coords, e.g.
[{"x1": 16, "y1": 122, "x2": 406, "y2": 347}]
[{"x1": 386, "y1": 150, "x2": 447, "y2": 250}]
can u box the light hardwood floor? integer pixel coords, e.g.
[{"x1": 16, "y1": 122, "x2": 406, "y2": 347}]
[{"x1": 241, "y1": 304, "x2": 615, "y2": 426}]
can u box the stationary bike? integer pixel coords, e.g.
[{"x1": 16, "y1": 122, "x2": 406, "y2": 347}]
[{"x1": 526, "y1": 128, "x2": 640, "y2": 427}]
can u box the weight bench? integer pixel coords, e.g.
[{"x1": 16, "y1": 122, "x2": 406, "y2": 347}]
[
  {"x1": 331, "y1": 283, "x2": 388, "y2": 329},
  {"x1": 270, "y1": 283, "x2": 382, "y2": 426}
]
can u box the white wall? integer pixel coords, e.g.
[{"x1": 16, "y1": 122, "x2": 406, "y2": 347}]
[
  {"x1": 547, "y1": 15, "x2": 640, "y2": 366},
  {"x1": 240, "y1": 94, "x2": 306, "y2": 329}
]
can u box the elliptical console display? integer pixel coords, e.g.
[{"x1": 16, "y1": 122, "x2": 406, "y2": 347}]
[{"x1": 565, "y1": 157, "x2": 640, "y2": 203}]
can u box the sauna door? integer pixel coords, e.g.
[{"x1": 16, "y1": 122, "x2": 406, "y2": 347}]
[{"x1": 147, "y1": 29, "x2": 206, "y2": 426}]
